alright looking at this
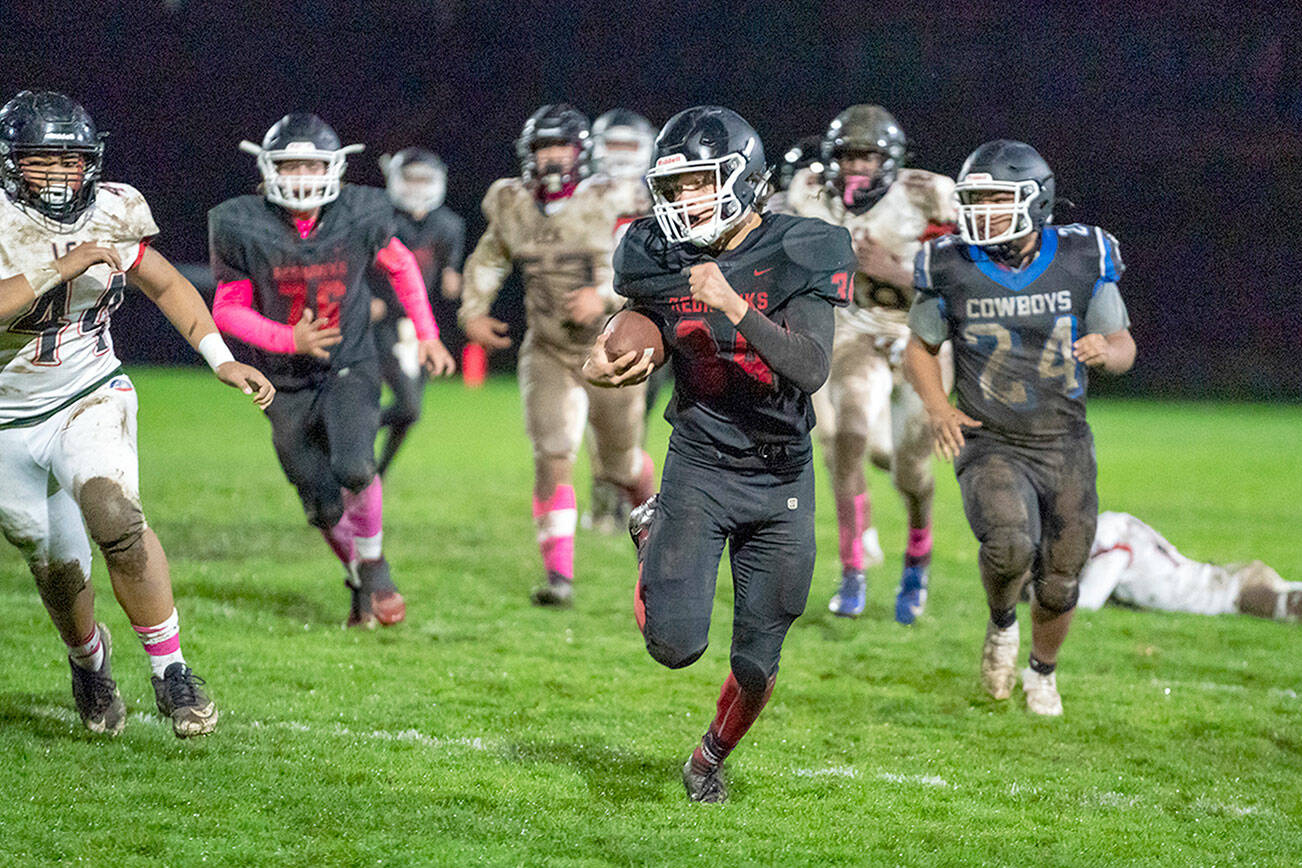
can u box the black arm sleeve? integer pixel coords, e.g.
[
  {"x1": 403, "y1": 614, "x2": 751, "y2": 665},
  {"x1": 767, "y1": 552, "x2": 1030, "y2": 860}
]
[{"x1": 733, "y1": 292, "x2": 835, "y2": 394}]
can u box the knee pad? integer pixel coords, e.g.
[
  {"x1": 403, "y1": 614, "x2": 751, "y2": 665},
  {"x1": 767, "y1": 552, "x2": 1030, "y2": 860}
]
[
  {"x1": 1033, "y1": 572, "x2": 1080, "y2": 614},
  {"x1": 645, "y1": 635, "x2": 707, "y2": 670},
  {"x1": 729, "y1": 652, "x2": 774, "y2": 696},
  {"x1": 331, "y1": 459, "x2": 376, "y2": 494},
  {"x1": 79, "y1": 477, "x2": 146, "y2": 562},
  {"x1": 979, "y1": 529, "x2": 1036, "y2": 586}
]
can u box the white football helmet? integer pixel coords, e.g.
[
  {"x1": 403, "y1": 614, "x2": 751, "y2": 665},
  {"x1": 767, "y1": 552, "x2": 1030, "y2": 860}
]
[{"x1": 381, "y1": 147, "x2": 447, "y2": 216}]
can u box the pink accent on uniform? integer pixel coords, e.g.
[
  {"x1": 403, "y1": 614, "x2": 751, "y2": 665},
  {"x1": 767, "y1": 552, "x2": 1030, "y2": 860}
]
[
  {"x1": 836, "y1": 493, "x2": 868, "y2": 570},
  {"x1": 375, "y1": 238, "x2": 440, "y2": 341},
  {"x1": 212, "y1": 279, "x2": 297, "y2": 354},
  {"x1": 690, "y1": 672, "x2": 777, "y2": 772},
  {"x1": 841, "y1": 175, "x2": 875, "y2": 207},
  {"x1": 342, "y1": 476, "x2": 384, "y2": 538},
  {"x1": 294, "y1": 216, "x2": 317, "y2": 239},
  {"x1": 906, "y1": 525, "x2": 933, "y2": 560},
  {"x1": 542, "y1": 181, "x2": 578, "y2": 202},
  {"x1": 533, "y1": 485, "x2": 576, "y2": 580},
  {"x1": 322, "y1": 524, "x2": 356, "y2": 567},
  {"x1": 133, "y1": 613, "x2": 181, "y2": 657}
]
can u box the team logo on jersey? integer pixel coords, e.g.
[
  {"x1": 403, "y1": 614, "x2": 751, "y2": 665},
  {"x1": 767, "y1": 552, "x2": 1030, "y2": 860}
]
[
  {"x1": 787, "y1": 498, "x2": 798, "y2": 510},
  {"x1": 108, "y1": 377, "x2": 133, "y2": 392}
]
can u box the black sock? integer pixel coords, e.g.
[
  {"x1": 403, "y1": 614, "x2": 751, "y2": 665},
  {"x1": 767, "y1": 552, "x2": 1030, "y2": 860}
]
[
  {"x1": 1028, "y1": 655, "x2": 1056, "y2": 676},
  {"x1": 990, "y1": 607, "x2": 1016, "y2": 629}
]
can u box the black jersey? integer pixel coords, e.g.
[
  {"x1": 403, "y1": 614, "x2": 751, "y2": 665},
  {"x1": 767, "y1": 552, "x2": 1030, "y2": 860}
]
[
  {"x1": 209, "y1": 185, "x2": 396, "y2": 390},
  {"x1": 908, "y1": 223, "x2": 1130, "y2": 442},
  {"x1": 365, "y1": 204, "x2": 465, "y2": 322},
  {"x1": 615, "y1": 213, "x2": 854, "y2": 461}
]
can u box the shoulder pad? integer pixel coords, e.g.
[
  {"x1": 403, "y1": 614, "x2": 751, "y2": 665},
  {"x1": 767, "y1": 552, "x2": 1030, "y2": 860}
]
[
  {"x1": 895, "y1": 169, "x2": 956, "y2": 222},
  {"x1": 779, "y1": 215, "x2": 855, "y2": 272},
  {"x1": 482, "y1": 177, "x2": 523, "y2": 221}
]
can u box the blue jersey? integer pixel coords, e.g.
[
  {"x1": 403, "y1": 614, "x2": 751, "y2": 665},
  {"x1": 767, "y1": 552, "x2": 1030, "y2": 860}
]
[{"x1": 908, "y1": 224, "x2": 1129, "y2": 442}]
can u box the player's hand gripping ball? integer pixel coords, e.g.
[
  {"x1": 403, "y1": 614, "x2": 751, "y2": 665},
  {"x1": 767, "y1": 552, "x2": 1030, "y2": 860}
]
[{"x1": 603, "y1": 310, "x2": 665, "y2": 367}]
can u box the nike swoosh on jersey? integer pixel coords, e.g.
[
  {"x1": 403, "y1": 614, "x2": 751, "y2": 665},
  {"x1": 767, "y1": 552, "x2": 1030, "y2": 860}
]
[{"x1": 753, "y1": 267, "x2": 774, "y2": 276}]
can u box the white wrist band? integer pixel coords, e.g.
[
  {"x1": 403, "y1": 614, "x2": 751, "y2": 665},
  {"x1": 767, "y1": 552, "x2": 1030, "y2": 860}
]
[
  {"x1": 23, "y1": 263, "x2": 62, "y2": 295},
  {"x1": 198, "y1": 332, "x2": 236, "y2": 371}
]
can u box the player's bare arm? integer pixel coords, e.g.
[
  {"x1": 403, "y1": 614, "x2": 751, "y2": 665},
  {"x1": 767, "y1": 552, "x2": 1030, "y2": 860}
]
[
  {"x1": 1073, "y1": 328, "x2": 1135, "y2": 374},
  {"x1": 564, "y1": 285, "x2": 606, "y2": 326},
  {"x1": 440, "y1": 267, "x2": 462, "y2": 300},
  {"x1": 582, "y1": 332, "x2": 654, "y2": 388},
  {"x1": 131, "y1": 247, "x2": 275, "y2": 408},
  {"x1": 0, "y1": 241, "x2": 123, "y2": 320},
  {"x1": 904, "y1": 334, "x2": 980, "y2": 461}
]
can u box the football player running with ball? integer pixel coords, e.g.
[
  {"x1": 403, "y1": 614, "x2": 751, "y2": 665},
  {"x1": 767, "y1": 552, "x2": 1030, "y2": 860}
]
[
  {"x1": 904, "y1": 140, "x2": 1135, "y2": 716},
  {"x1": 210, "y1": 113, "x2": 454, "y2": 629},
  {"x1": 460, "y1": 104, "x2": 655, "y2": 607},
  {"x1": 585, "y1": 106, "x2": 855, "y2": 802},
  {"x1": 0, "y1": 91, "x2": 274, "y2": 737},
  {"x1": 776, "y1": 105, "x2": 956, "y2": 624}
]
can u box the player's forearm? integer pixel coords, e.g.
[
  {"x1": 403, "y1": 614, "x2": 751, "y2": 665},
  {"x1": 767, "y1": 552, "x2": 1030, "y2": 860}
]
[
  {"x1": 0, "y1": 274, "x2": 38, "y2": 322},
  {"x1": 375, "y1": 239, "x2": 439, "y2": 340},
  {"x1": 733, "y1": 295, "x2": 834, "y2": 393},
  {"x1": 458, "y1": 231, "x2": 510, "y2": 325},
  {"x1": 132, "y1": 251, "x2": 219, "y2": 349},
  {"x1": 1100, "y1": 329, "x2": 1136, "y2": 375},
  {"x1": 904, "y1": 336, "x2": 950, "y2": 412}
]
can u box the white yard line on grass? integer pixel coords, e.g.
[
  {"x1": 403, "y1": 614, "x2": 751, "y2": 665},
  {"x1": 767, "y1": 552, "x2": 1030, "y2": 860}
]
[
  {"x1": 1149, "y1": 678, "x2": 1299, "y2": 702},
  {"x1": 791, "y1": 767, "x2": 952, "y2": 788}
]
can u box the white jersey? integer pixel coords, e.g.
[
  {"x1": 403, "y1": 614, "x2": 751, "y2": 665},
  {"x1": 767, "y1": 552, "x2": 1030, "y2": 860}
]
[
  {"x1": 0, "y1": 183, "x2": 157, "y2": 425},
  {"x1": 1078, "y1": 511, "x2": 1244, "y2": 615},
  {"x1": 778, "y1": 166, "x2": 954, "y2": 341}
]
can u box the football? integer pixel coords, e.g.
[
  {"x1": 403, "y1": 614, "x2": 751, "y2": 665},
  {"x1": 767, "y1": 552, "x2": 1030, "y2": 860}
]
[{"x1": 603, "y1": 309, "x2": 665, "y2": 367}]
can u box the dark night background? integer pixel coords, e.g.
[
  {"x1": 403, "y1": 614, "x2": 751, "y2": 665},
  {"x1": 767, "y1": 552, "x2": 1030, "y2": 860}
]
[{"x1": 4, "y1": 1, "x2": 1300, "y2": 399}]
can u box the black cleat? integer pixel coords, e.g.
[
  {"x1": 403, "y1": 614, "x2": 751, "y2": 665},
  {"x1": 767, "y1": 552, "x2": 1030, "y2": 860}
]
[
  {"x1": 152, "y1": 662, "x2": 218, "y2": 738},
  {"x1": 530, "y1": 570, "x2": 573, "y2": 607},
  {"x1": 628, "y1": 494, "x2": 658, "y2": 553},
  {"x1": 358, "y1": 557, "x2": 405, "y2": 626},
  {"x1": 69, "y1": 623, "x2": 126, "y2": 736},
  {"x1": 682, "y1": 759, "x2": 728, "y2": 803}
]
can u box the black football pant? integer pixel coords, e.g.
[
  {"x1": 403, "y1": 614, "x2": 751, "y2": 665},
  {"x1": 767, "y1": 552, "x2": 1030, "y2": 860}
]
[
  {"x1": 264, "y1": 360, "x2": 381, "y2": 530},
  {"x1": 640, "y1": 443, "x2": 816, "y2": 694},
  {"x1": 956, "y1": 428, "x2": 1098, "y2": 614},
  {"x1": 373, "y1": 317, "x2": 425, "y2": 476}
]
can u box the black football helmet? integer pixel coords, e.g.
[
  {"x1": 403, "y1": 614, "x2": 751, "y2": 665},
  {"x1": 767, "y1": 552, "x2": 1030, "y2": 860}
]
[
  {"x1": 644, "y1": 106, "x2": 768, "y2": 247},
  {"x1": 239, "y1": 113, "x2": 363, "y2": 210},
  {"x1": 381, "y1": 147, "x2": 447, "y2": 215},
  {"x1": 0, "y1": 90, "x2": 105, "y2": 230},
  {"x1": 820, "y1": 104, "x2": 906, "y2": 213},
  {"x1": 953, "y1": 139, "x2": 1055, "y2": 246},
  {"x1": 776, "y1": 135, "x2": 823, "y2": 192},
  {"x1": 590, "y1": 108, "x2": 655, "y2": 179},
  {"x1": 516, "y1": 104, "x2": 590, "y2": 194}
]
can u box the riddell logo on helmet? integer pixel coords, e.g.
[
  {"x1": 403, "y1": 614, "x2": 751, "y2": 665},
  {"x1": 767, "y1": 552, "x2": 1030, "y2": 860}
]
[
  {"x1": 45, "y1": 132, "x2": 76, "y2": 140},
  {"x1": 965, "y1": 172, "x2": 994, "y2": 181},
  {"x1": 655, "y1": 154, "x2": 687, "y2": 167}
]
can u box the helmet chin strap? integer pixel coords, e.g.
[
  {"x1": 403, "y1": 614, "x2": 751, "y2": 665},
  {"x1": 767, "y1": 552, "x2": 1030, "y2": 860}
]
[
  {"x1": 842, "y1": 175, "x2": 884, "y2": 213},
  {"x1": 987, "y1": 229, "x2": 1040, "y2": 268}
]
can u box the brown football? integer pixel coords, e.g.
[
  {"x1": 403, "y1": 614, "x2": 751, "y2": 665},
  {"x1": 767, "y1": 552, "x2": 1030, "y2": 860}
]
[{"x1": 603, "y1": 309, "x2": 665, "y2": 367}]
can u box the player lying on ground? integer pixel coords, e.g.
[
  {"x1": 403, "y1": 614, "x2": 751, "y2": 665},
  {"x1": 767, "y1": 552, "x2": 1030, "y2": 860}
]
[
  {"x1": 585, "y1": 106, "x2": 855, "y2": 803},
  {"x1": 211, "y1": 113, "x2": 453, "y2": 629},
  {"x1": 777, "y1": 104, "x2": 956, "y2": 624},
  {"x1": 1077, "y1": 511, "x2": 1301, "y2": 620},
  {"x1": 0, "y1": 91, "x2": 273, "y2": 737},
  {"x1": 460, "y1": 104, "x2": 655, "y2": 608},
  {"x1": 904, "y1": 139, "x2": 1136, "y2": 717}
]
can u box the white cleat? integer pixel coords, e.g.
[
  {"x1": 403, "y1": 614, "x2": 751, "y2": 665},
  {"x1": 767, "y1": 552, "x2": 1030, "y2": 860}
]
[
  {"x1": 980, "y1": 621, "x2": 1020, "y2": 700},
  {"x1": 1022, "y1": 666, "x2": 1063, "y2": 716}
]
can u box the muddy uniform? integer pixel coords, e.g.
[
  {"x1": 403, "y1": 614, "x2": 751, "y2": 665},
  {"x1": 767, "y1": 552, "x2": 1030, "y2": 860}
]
[
  {"x1": 460, "y1": 175, "x2": 648, "y2": 487},
  {"x1": 208, "y1": 185, "x2": 394, "y2": 528},
  {"x1": 780, "y1": 167, "x2": 954, "y2": 479},
  {"x1": 0, "y1": 183, "x2": 157, "y2": 578},
  {"x1": 909, "y1": 224, "x2": 1129, "y2": 612},
  {"x1": 616, "y1": 213, "x2": 853, "y2": 687}
]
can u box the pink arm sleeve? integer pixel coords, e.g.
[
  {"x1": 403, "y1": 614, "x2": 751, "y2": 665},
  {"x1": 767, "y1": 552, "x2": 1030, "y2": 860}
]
[
  {"x1": 374, "y1": 238, "x2": 439, "y2": 341},
  {"x1": 212, "y1": 278, "x2": 297, "y2": 354}
]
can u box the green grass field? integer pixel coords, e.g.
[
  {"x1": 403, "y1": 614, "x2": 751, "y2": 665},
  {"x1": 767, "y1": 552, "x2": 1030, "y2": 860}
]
[{"x1": 1, "y1": 368, "x2": 1299, "y2": 867}]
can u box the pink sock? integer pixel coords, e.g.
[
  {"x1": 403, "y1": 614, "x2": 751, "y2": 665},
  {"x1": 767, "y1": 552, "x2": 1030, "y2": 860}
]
[
  {"x1": 322, "y1": 521, "x2": 356, "y2": 566},
  {"x1": 907, "y1": 525, "x2": 933, "y2": 561},
  {"x1": 533, "y1": 485, "x2": 577, "y2": 580},
  {"x1": 133, "y1": 608, "x2": 185, "y2": 679},
  {"x1": 836, "y1": 493, "x2": 868, "y2": 570},
  {"x1": 342, "y1": 476, "x2": 383, "y2": 538}
]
